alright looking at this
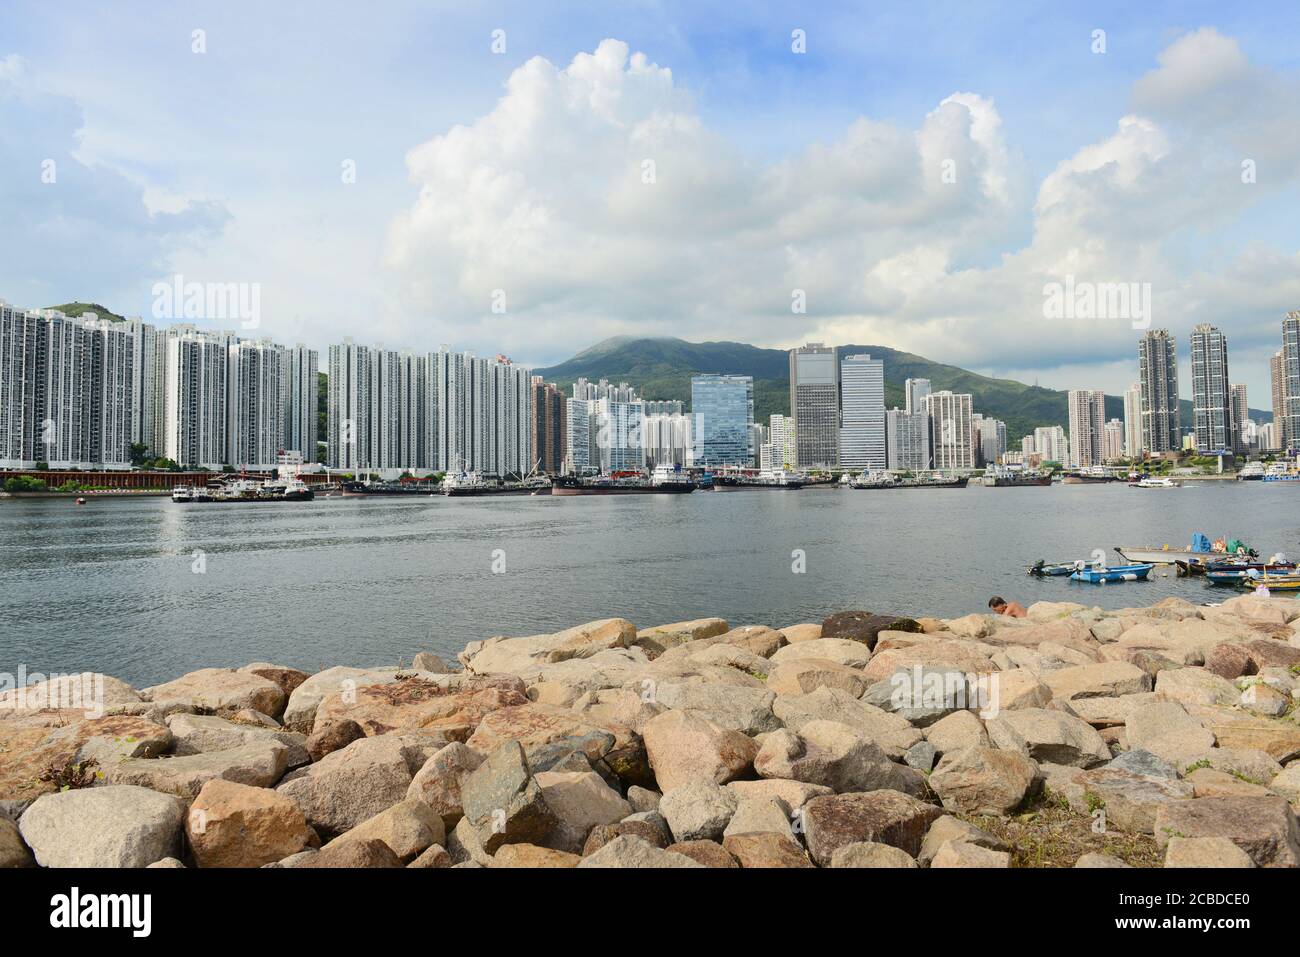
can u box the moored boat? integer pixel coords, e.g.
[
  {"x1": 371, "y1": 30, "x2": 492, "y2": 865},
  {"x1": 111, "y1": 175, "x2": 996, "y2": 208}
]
[
  {"x1": 1129, "y1": 476, "x2": 1180, "y2": 488},
  {"x1": 1029, "y1": 560, "x2": 1092, "y2": 577},
  {"x1": 983, "y1": 467, "x2": 1052, "y2": 487},
  {"x1": 552, "y1": 467, "x2": 695, "y2": 495},
  {"x1": 1070, "y1": 563, "x2": 1154, "y2": 584},
  {"x1": 1234, "y1": 573, "x2": 1300, "y2": 592}
]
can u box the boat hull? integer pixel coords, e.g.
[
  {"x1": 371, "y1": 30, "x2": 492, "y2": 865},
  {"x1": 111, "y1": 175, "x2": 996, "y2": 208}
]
[
  {"x1": 986, "y1": 476, "x2": 1052, "y2": 487},
  {"x1": 1070, "y1": 563, "x2": 1153, "y2": 583},
  {"x1": 1115, "y1": 547, "x2": 1214, "y2": 565},
  {"x1": 551, "y1": 484, "x2": 694, "y2": 495}
]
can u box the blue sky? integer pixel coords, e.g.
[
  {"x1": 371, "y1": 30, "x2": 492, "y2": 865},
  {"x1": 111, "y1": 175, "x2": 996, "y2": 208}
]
[{"x1": 2, "y1": 1, "x2": 1297, "y2": 404}]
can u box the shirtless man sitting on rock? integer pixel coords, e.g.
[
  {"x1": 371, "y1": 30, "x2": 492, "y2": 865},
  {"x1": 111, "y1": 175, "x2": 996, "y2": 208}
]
[{"x1": 988, "y1": 596, "x2": 1027, "y2": 618}]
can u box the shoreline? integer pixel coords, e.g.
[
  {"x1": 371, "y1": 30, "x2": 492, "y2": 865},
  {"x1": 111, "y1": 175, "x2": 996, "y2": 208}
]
[{"x1": 1, "y1": 594, "x2": 1298, "y2": 869}]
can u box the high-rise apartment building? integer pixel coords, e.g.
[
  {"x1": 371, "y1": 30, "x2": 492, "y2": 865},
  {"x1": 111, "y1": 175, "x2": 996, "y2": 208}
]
[
  {"x1": 839, "y1": 354, "x2": 885, "y2": 470},
  {"x1": 164, "y1": 326, "x2": 230, "y2": 468},
  {"x1": 1229, "y1": 384, "x2": 1248, "y2": 455},
  {"x1": 327, "y1": 339, "x2": 371, "y2": 470},
  {"x1": 1067, "y1": 389, "x2": 1106, "y2": 467},
  {"x1": 1189, "y1": 324, "x2": 1232, "y2": 454},
  {"x1": 643, "y1": 412, "x2": 691, "y2": 469},
  {"x1": 282, "y1": 345, "x2": 318, "y2": 462},
  {"x1": 227, "y1": 339, "x2": 284, "y2": 469},
  {"x1": 1283, "y1": 312, "x2": 1300, "y2": 451},
  {"x1": 768, "y1": 414, "x2": 796, "y2": 469},
  {"x1": 1138, "y1": 329, "x2": 1180, "y2": 454},
  {"x1": 1270, "y1": 350, "x2": 1286, "y2": 450},
  {"x1": 1103, "y1": 418, "x2": 1124, "y2": 462},
  {"x1": 886, "y1": 409, "x2": 930, "y2": 470},
  {"x1": 923, "y1": 391, "x2": 974, "y2": 469},
  {"x1": 789, "y1": 343, "x2": 839, "y2": 469},
  {"x1": 1122, "y1": 382, "x2": 1142, "y2": 458},
  {"x1": 1033, "y1": 425, "x2": 1068, "y2": 464},
  {"x1": 974, "y1": 415, "x2": 1007, "y2": 467},
  {"x1": 530, "y1": 378, "x2": 566, "y2": 474}
]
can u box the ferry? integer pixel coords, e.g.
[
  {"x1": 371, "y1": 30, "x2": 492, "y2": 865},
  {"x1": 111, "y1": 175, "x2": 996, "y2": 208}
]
[
  {"x1": 1129, "y1": 476, "x2": 1180, "y2": 489},
  {"x1": 1236, "y1": 462, "x2": 1265, "y2": 481},
  {"x1": 1262, "y1": 462, "x2": 1300, "y2": 482}
]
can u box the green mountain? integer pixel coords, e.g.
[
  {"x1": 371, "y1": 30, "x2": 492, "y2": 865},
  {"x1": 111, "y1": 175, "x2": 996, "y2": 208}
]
[
  {"x1": 535, "y1": 336, "x2": 1271, "y2": 442},
  {"x1": 45, "y1": 302, "x2": 129, "y2": 323}
]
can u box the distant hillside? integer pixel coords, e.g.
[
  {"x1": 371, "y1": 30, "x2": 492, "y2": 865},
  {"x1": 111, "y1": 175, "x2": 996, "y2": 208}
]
[
  {"x1": 45, "y1": 302, "x2": 128, "y2": 323},
  {"x1": 536, "y1": 336, "x2": 1271, "y2": 441}
]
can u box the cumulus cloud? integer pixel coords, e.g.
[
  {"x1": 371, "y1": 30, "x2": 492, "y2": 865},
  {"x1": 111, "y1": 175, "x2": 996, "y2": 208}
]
[
  {"x1": 382, "y1": 30, "x2": 1299, "y2": 391},
  {"x1": 0, "y1": 55, "x2": 229, "y2": 311}
]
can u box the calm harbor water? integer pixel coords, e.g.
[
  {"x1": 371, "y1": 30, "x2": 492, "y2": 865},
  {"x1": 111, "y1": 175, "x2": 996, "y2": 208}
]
[{"x1": 1, "y1": 482, "x2": 1296, "y2": 687}]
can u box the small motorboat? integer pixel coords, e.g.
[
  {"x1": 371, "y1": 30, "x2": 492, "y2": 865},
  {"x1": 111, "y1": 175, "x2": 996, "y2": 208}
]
[
  {"x1": 1205, "y1": 560, "x2": 1297, "y2": 586},
  {"x1": 1128, "y1": 476, "x2": 1180, "y2": 488},
  {"x1": 75, "y1": 497, "x2": 87, "y2": 505},
  {"x1": 1235, "y1": 574, "x2": 1300, "y2": 592},
  {"x1": 1070, "y1": 563, "x2": 1154, "y2": 584},
  {"x1": 1029, "y1": 559, "x2": 1089, "y2": 577}
]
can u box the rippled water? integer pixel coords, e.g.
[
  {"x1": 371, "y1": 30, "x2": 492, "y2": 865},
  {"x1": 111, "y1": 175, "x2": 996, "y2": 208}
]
[{"x1": 1, "y1": 482, "x2": 1296, "y2": 686}]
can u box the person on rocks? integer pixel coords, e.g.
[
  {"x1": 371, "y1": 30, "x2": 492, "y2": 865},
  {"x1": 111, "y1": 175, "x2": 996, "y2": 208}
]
[{"x1": 988, "y1": 596, "x2": 1027, "y2": 618}]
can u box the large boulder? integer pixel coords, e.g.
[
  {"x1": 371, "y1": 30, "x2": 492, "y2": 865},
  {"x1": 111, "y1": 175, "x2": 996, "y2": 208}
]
[
  {"x1": 821, "y1": 611, "x2": 921, "y2": 650},
  {"x1": 465, "y1": 703, "x2": 630, "y2": 754},
  {"x1": 830, "y1": 841, "x2": 918, "y2": 868},
  {"x1": 166, "y1": 712, "x2": 309, "y2": 768},
  {"x1": 1154, "y1": 668, "x2": 1243, "y2": 708},
  {"x1": 406, "y1": 742, "x2": 484, "y2": 828},
  {"x1": 19, "y1": 785, "x2": 184, "y2": 867},
  {"x1": 0, "y1": 671, "x2": 142, "y2": 713},
  {"x1": 918, "y1": 815, "x2": 1008, "y2": 865},
  {"x1": 460, "y1": 619, "x2": 636, "y2": 677},
  {"x1": 239, "y1": 662, "x2": 311, "y2": 699},
  {"x1": 143, "y1": 668, "x2": 286, "y2": 719},
  {"x1": 631, "y1": 619, "x2": 730, "y2": 659},
  {"x1": 643, "y1": 680, "x2": 779, "y2": 735},
  {"x1": 0, "y1": 818, "x2": 34, "y2": 868},
  {"x1": 1123, "y1": 701, "x2": 1215, "y2": 762},
  {"x1": 1164, "y1": 836, "x2": 1257, "y2": 868},
  {"x1": 186, "y1": 779, "x2": 315, "y2": 867},
  {"x1": 724, "y1": 796, "x2": 795, "y2": 839},
  {"x1": 767, "y1": 659, "x2": 870, "y2": 697},
  {"x1": 576, "y1": 834, "x2": 704, "y2": 868},
  {"x1": 324, "y1": 798, "x2": 445, "y2": 863},
  {"x1": 771, "y1": 639, "x2": 872, "y2": 669},
  {"x1": 722, "y1": 832, "x2": 814, "y2": 868},
  {"x1": 929, "y1": 746, "x2": 1039, "y2": 815},
  {"x1": 772, "y1": 687, "x2": 923, "y2": 758},
  {"x1": 754, "y1": 722, "x2": 923, "y2": 795},
  {"x1": 533, "y1": 770, "x2": 631, "y2": 853},
  {"x1": 923, "y1": 710, "x2": 990, "y2": 754},
  {"x1": 1153, "y1": 796, "x2": 1300, "y2": 867},
  {"x1": 659, "y1": 780, "x2": 738, "y2": 842},
  {"x1": 281, "y1": 666, "x2": 400, "y2": 731},
  {"x1": 314, "y1": 674, "x2": 529, "y2": 740},
  {"x1": 458, "y1": 741, "x2": 557, "y2": 853},
  {"x1": 985, "y1": 708, "x2": 1111, "y2": 768},
  {"x1": 1076, "y1": 768, "x2": 1195, "y2": 834},
  {"x1": 861, "y1": 666, "x2": 992, "y2": 726},
  {"x1": 726, "y1": 779, "x2": 833, "y2": 810},
  {"x1": 642, "y1": 710, "x2": 757, "y2": 792},
  {"x1": 0, "y1": 710, "x2": 172, "y2": 802},
  {"x1": 276, "y1": 734, "x2": 439, "y2": 837},
  {"x1": 802, "y1": 790, "x2": 943, "y2": 865},
  {"x1": 1041, "y1": 661, "x2": 1151, "y2": 701},
  {"x1": 104, "y1": 740, "x2": 291, "y2": 800},
  {"x1": 930, "y1": 841, "x2": 1011, "y2": 868}
]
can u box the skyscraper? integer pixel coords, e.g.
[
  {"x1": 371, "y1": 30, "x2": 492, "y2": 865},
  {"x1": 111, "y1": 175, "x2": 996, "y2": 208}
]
[
  {"x1": 789, "y1": 343, "x2": 839, "y2": 469},
  {"x1": 1122, "y1": 382, "x2": 1143, "y2": 459},
  {"x1": 1067, "y1": 389, "x2": 1106, "y2": 467},
  {"x1": 1229, "y1": 384, "x2": 1248, "y2": 455},
  {"x1": 1138, "y1": 329, "x2": 1180, "y2": 454},
  {"x1": 1283, "y1": 312, "x2": 1300, "y2": 451},
  {"x1": 529, "y1": 377, "x2": 566, "y2": 474},
  {"x1": 165, "y1": 326, "x2": 230, "y2": 468},
  {"x1": 838, "y1": 354, "x2": 885, "y2": 470},
  {"x1": 0, "y1": 301, "x2": 41, "y2": 468},
  {"x1": 923, "y1": 391, "x2": 974, "y2": 469},
  {"x1": 691, "y1": 374, "x2": 754, "y2": 466},
  {"x1": 1103, "y1": 419, "x2": 1124, "y2": 462},
  {"x1": 768, "y1": 414, "x2": 796, "y2": 469},
  {"x1": 974, "y1": 415, "x2": 1007, "y2": 467},
  {"x1": 904, "y1": 378, "x2": 931, "y2": 415},
  {"x1": 227, "y1": 339, "x2": 284, "y2": 469},
  {"x1": 1270, "y1": 350, "x2": 1286, "y2": 450},
  {"x1": 885, "y1": 409, "x2": 930, "y2": 470},
  {"x1": 1189, "y1": 324, "x2": 1232, "y2": 454},
  {"x1": 328, "y1": 338, "x2": 371, "y2": 470},
  {"x1": 1033, "y1": 425, "x2": 1068, "y2": 464}
]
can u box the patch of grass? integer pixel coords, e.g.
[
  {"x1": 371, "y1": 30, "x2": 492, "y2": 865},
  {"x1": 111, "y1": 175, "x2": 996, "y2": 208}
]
[
  {"x1": 38, "y1": 758, "x2": 101, "y2": 791},
  {"x1": 958, "y1": 791, "x2": 1162, "y2": 868}
]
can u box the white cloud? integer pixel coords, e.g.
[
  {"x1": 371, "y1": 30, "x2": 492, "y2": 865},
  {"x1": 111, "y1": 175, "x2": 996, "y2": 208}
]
[{"x1": 382, "y1": 31, "x2": 1298, "y2": 397}]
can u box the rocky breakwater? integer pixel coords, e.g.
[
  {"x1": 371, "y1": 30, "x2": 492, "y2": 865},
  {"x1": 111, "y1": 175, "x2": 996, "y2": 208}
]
[{"x1": 2, "y1": 599, "x2": 1299, "y2": 869}]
